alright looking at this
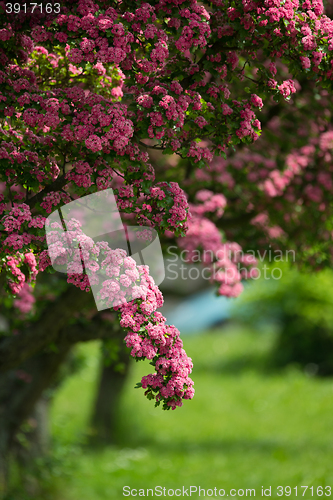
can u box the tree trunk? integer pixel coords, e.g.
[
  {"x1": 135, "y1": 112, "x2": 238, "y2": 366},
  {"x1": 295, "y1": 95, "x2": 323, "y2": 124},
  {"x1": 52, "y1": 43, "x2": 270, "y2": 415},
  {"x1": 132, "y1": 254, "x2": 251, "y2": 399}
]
[
  {"x1": 0, "y1": 346, "x2": 70, "y2": 495},
  {"x1": 0, "y1": 286, "x2": 124, "y2": 493},
  {"x1": 90, "y1": 333, "x2": 131, "y2": 444}
]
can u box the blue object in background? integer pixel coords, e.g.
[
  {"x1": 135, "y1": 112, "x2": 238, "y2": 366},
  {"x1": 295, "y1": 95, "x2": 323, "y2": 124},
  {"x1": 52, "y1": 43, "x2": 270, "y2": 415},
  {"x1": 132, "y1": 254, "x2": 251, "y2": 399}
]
[{"x1": 163, "y1": 288, "x2": 234, "y2": 334}]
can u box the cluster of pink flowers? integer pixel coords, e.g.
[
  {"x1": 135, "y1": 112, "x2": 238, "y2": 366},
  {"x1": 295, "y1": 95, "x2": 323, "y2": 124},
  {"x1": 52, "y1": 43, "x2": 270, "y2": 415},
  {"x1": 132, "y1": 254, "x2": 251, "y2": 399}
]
[
  {"x1": 117, "y1": 266, "x2": 194, "y2": 410},
  {"x1": 110, "y1": 176, "x2": 190, "y2": 235},
  {"x1": 0, "y1": 140, "x2": 39, "y2": 166},
  {"x1": 236, "y1": 104, "x2": 261, "y2": 141},
  {"x1": 1, "y1": 251, "x2": 38, "y2": 295},
  {"x1": 283, "y1": 134, "x2": 333, "y2": 206},
  {"x1": 45, "y1": 216, "x2": 194, "y2": 409},
  {"x1": 187, "y1": 141, "x2": 214, "y2": 163},
  {"x1": 2, "y1": 254, "x2": 26, "y2": 294},
  {"x1": 190, "y1": 112, "x2": 333, "y2": 249},
  {"x1": 6, "y1": 0, "x2": 331, "y2": 186},
  {"x1": 3, "y1": 0, "x2": 333, "y2": 410},
  {"x1": 66, "y1": 161, "x2": 94, "y2": 188},
  {"x1": 278, "y1": 79, "x2": 297, "y2": 98},
  {"x1": 2, "y1": 233, "x2": 32, "y2": 251},
  {"x1": 178, "y1": 213, "x2": 257, "y2": 298},
  {"x1": 85, "y1": 134, "x2": 102, "y2": 153},
  {"x1": 134, "y1": 71, "x2": 263, "y2": 161},
  {"x1": 204, "y1": 150, "x2": 292, "y2": 200},
  {"x1": 24, "y1": 251, "x2": 38, "y2": 280},
  {"x1": 136, "y1": 228, "x2": 153, "y2": 242},
  {"x1": 1, "y1": 64, "x2": 138, "y2": 172},
  {"x1": 0, "y1": 203, "x2": 47, "y2": 256},
  {"x1": 95, "y1": 248, "x2": 145, "y2": 309},
  {"x1": 2, "y1": 204, "x2": 32, "y2": 232},
  {"x1": 157, "y1": 182, "x2": 190, "y2": 233},
  {"x1": 40, "y1": 191, "x2": 71, "y2": 213},
  {"x1": 262, "y1": 170, "x2": 292, "y2": 197},
  {"x1": 13, "y1": 282, "x2": 36, "y2": 314},
  {"x1": 193, "y1": 189, "x2": 227, "y2": 218}
]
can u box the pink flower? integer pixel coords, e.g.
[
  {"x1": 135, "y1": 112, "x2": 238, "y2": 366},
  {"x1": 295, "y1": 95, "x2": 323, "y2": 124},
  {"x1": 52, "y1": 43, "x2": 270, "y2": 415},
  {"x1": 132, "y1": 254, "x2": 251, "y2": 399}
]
[
  {"x1": 137, "y1": 94, "x2": 153, "y2": 108},
  {"x1": 312, "y1": 51, "x2": 323, "y2": 66},
  {"x1": 250, "y1": 94, "x2": 263, "y2": 108},
  {"x1": 300, "y1": 56, "x2": 311, "y2": 69},
  {"x1": 221, "y1": 103, "x2": 233, "y2": 115},
  {"x1": 85, "y1": 135, "x2": 102, "y2": 152},
  {"x1": 194, "y1": 116, "x2": 208, "y2": 128},
  {"x1": 278, "y1": 79, "x2": 296, "y2": 98},
  {"x1": 68, "y1": 48, "x2": 83, "y2": 64},
  {"x1": 268, "y1": 62, "x2": 277, "y2": 76}
]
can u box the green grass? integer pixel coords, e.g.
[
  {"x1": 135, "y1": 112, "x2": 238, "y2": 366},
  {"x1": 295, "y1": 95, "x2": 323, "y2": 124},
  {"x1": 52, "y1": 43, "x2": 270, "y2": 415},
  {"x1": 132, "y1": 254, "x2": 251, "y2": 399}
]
[{"x1": 47, "y1": 324, "x2": 333, "y2": 500}]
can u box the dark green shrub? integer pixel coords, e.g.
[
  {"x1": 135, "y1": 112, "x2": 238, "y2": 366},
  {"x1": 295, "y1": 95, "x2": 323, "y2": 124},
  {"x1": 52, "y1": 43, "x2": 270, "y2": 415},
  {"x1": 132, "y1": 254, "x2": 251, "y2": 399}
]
[{"x1": 232, "y1": 265, "x2": 333, "y2": 375}]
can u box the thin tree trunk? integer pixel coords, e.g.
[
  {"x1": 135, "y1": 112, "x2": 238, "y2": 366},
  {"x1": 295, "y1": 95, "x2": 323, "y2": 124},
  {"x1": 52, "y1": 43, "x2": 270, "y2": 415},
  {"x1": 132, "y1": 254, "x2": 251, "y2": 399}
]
[{"x1": 90, "y1": 333, "x2": 131, "y2": 444}]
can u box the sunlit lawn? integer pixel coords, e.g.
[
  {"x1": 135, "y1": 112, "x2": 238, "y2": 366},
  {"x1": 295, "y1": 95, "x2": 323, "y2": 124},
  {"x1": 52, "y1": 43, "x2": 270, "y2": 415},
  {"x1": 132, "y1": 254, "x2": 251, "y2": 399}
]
[{"x1": 48, "y1": 324, "x2": 333, "y2": 500}]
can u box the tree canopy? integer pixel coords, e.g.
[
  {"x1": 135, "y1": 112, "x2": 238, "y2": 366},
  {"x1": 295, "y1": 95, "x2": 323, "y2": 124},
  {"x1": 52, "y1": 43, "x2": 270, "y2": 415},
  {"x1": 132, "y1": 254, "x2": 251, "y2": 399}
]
[{"x1": 1, "y1": 0, "x2": 333, "y2": 412}]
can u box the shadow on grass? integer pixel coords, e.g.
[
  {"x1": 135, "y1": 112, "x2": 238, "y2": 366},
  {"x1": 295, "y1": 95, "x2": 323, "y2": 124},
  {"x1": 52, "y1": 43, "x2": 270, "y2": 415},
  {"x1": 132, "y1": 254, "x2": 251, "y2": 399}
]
[
  {"x1": 194, "y1": 352, "x2": 333, "y2": 379},
  {"x1": 82, "y1": 432, "x2": 329, "y2": 462},
  {"x1": 191, "y1": 352, "x2": 288, "y2": 377}
]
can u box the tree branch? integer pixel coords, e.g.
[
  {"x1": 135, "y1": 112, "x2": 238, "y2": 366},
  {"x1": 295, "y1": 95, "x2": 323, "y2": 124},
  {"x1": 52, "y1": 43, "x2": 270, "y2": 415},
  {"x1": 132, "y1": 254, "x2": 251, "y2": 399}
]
[
  {"x1": 138, "y1": 140, "x2": 165, "y2": 150},
  {"x1": 180, "y1": 41, "x2": 252, "y2": 90},
  {"x1": 26, "y1": 175, "x2": 68, "y2": 209},
  {"x1": 0, "y1": 284, "x2": 107, "y2": 373}
]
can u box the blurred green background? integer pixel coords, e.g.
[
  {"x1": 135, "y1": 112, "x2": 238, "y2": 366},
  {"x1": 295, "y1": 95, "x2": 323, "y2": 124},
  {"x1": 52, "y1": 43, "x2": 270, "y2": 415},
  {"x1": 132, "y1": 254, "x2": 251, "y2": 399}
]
[{"x1": 8, "y1": 265, "x2": 333, "y2": 500}]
